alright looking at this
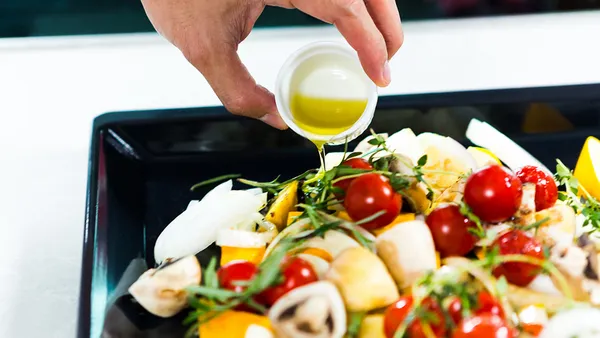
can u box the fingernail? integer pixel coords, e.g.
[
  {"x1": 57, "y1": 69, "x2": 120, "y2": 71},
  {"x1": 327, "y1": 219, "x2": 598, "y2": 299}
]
[
  {"x1": 382, "y1": 61, "x2": 392, "y2": 86},
  {"x1": 260, "y1": 113, "x2": 288, "y2": 130}
]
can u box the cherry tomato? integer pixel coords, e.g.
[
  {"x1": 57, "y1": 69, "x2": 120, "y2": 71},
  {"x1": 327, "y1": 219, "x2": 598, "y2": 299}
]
[
  {"x1": 384, "y1": 296, "x2": 447, "y2": 338},
  {"x1": 492, "y1": 230, "x2": 544, "y2": 287},
  {"x1": 258, "y1": 256, "x2": 318, "y2": 306},
  {"x1": 333, "y1": 158, "x2": 374, "y2": 195},
  {"x1": 464, "y1": 165, "x2": 523, "y2": 223},
  {"x1": 448, "y1": 292, "x2": 505, "y2": 324},
  {"x1": 217, "y1": 260, "x2": 258, "y2": 292},
  {"x1": 426, "y1": 204, "x2": 478, "y2": 257},
  {"x1": 452, "y1": 314, "x2": 512, "y2": 338},
  {"x1": 515, "y1": 165, "x2": 558, "y2": 211},
  {"x1": 344, "y1": 173, "x2": 402, "y2": 230}
]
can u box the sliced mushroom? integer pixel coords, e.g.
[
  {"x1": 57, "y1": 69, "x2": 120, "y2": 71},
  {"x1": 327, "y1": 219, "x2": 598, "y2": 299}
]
[
  {"x1": 268, "y1": 281, "x2": 346, "y2": 338},
  {"x1": 325, "y1": 247, "x2": 399, "y2": 312},
  {"x1": 513, "y1": 183, "x2": 536, "y2": 227},
  {"x1": 578, "y1": 234, "x2": 600, "y2": 280},
  {"x1": 128, "y1": 255, "x2": 201, "y2": 318},
  {"x1": 375, "y1": 220, "x2": 437, "y2": 290},
  {"x1": 548, "y1": 242, "x2": 590, "y2": 302}
]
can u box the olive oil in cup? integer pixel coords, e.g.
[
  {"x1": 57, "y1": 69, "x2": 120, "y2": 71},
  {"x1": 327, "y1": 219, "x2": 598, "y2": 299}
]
[{"x1": 275, "y1": 41, "x2": 378, "y2": 148}]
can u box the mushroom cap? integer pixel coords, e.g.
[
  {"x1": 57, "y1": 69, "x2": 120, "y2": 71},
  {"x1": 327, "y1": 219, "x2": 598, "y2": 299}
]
[
  {"x1": 375, "y1": 220, "x2": 437, "y2": 289},
  {"x1": 268, "y1": 281, "x2": 346, "y2": 338},
  {"x1": 325, "y1": 246, "x2": 399, "y2": 312},
  {"x1": 128, "y1": 255, "x2": 201, "y2": 318}
]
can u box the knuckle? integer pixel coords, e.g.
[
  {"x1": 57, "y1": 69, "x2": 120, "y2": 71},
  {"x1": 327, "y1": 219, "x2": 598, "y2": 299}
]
[
  {"x1": 224, "y1": 95, "x2": 251, "y2": 116},
  {"x1": 335, "y1": 0, "x2": 364, "y2": 16}
]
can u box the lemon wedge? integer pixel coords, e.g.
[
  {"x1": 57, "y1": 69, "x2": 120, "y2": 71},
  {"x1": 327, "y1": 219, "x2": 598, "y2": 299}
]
[
  {"x1": 574, "y1": 136, "x2": 600, "y2": 200},
  {"x1": 467, "y1": 146, "x2": 501, "y2": 168}
]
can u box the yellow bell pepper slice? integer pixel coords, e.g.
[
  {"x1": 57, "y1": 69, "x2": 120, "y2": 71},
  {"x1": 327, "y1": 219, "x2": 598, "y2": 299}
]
[
  {"x1": 265, "y1": 181, "x2": 299, "y2": 231},
  {"x1": 286, "y1": 211, "x2": 303, "y2": 225},
  {"x1": 220, "y1": 246, "x2": 265, "y2": 266},
  {"x1": 199, "y1": 311, "x2": 272, "y2": 338}
]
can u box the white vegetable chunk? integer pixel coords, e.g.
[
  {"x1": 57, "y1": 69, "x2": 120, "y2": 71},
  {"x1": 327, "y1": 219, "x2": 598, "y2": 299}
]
[
  {"x1": 376, "y1": 220, "x2": 437, "y2": 289},
  {"x1": 154, "y1": 180, "x2": 266, "y2": 263},
  {"x1": 128, "y1": 256, "x2": 201, "y2": 318}
]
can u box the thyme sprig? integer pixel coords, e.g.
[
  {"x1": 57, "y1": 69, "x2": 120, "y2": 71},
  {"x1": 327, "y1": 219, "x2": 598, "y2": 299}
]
[
  {"x1": 459, "y1": 201, "x2": 486, "y2": 239},
  {"x1": 555, "y1": 159, "x2": 600, "y2": 233}
]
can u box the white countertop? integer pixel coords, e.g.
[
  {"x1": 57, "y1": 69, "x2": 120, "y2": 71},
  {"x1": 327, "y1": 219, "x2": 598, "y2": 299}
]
[{"x1": 1, "y1": 11, "x2": 600, "y2": 337}]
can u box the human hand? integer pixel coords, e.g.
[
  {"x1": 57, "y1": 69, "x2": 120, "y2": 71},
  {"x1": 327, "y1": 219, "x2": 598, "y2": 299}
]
[{"x1": 141, "y1": 0, "x2": 403, "y2": 129}]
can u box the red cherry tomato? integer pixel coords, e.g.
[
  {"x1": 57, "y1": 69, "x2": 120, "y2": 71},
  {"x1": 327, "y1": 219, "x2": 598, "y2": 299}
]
[
  {"x1": 333, "y1": 158, "x2": 374, "y2": 195},
  {"x1": 492, "y1": 230, "x2": 544, "y2": 287},
  {"x1": 464, "y1": 165, "x2": 523, "y2": 223},
  {"x1": 515, "y1": 165, "x2": 558, "y2": 211},
  {"x1": 344, "y1": 173, "x2": 402, "y2": 230},
  {"x1": 447, "y1": 292, "x2": 504, "y2": 324},
  {"x1": 217, "y1": 260, "x2": 258, "y2": 292},
  {"x1": 426, "y1": 204, "x2": 478, "y2": 257},
  {"x1": 258, "y1": 256, "x2": 318, "y2": 306},
  {"x1": 384, "y1": 296, "x2": 447, "y2": 338},
  {"x1": 452, "y1": 314, "x2": 512, "y2": 338}
]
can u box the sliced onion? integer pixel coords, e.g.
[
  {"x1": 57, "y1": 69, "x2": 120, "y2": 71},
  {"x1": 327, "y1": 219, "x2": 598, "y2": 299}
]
[
  {"x1": 262, "y1": 218, "x2": 313, "y2": 260},
  {"x1": 154, "y1": 180, "x2": 266, "y2": 263}
]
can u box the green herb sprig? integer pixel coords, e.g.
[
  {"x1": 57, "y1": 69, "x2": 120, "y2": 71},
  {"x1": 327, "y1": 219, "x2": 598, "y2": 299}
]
[{"x1": 555, "y1": 159, "x2": 600, "y2": 233}]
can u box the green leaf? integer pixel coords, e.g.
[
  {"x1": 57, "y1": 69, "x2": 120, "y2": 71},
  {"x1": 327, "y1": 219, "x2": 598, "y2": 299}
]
[
  {"x1": 203, "y1": 257, "x2": 219, "y2": 289},
  {"x1": 185, "y1": 286, "x2": 238, "y2": 301},
  {"x1": 368, "y1": 138, "x2": 381, "y2": 145},
  {"x1": 190, "y1": 174, "x2": 241, "y2": 191},
  {"x1": 496, "y1": 276, "x2": 508, "y2": 296},
  {"x1": 417, "y1": 155, "x2": 428, "y2": 167},
  {"x1": 346, "y1": 152, "x2": 362, "y2": 159},
  {"x1": 347, "y1": 312, "x2": 366, "y2": 338}
]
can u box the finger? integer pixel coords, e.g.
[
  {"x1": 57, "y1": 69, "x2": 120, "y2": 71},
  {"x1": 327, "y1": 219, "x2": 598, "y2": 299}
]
[
  {"x1": 291, "y1": 0, "x2": 390, "y2": 86},
  {"x1": 365, "y1": 0, "x2": 403, "y2": 59},
  {"x1": 184, "y1": 41, "x2": 288, "y2": 130}
]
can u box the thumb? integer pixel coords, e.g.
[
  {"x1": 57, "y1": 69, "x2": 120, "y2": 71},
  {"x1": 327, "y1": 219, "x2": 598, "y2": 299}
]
[{"x1": 185, "y1": 41, "x2": 288, "y2": 130}]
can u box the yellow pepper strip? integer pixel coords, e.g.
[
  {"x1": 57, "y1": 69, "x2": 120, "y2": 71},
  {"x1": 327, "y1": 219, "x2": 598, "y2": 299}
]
[
  {"x1": 265, "y1": 181, "x2": 299, "y2": 231},
  {"x1": 199, "y1": 311, "x2": 272, "y2": 338},
  {"x1": 220, "y1": 246, "x2": 265, "y2": 266},
  {"x1": 372, "y1": 213, "x2": 416, "y2": 236},
  {"x1": 436, "y1": 251, "x2": 441, "y2": 269}
]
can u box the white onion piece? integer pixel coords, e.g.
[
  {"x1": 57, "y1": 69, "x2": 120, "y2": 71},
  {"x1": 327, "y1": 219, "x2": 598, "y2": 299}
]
[
  {"x1": 386, "y1": 128, "x2": 424, "y2": 165},
  {"x1": 539, "y1": 307, "x2": 600, "y2": 338},
  {"x1": 324, "y1": 152, "x2": 347, "y2": 171},
  {"x1": 154, "y1": 180, "x2": 265, "y2": 263},
  {"x1": 528, "y1": 275, "x2": 563, "y2": 297}
]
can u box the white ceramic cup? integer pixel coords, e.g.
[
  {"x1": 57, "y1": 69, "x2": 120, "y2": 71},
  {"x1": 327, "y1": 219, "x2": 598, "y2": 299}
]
[{"x1": 275, "y1": 41, "x2": 378, "y2": 145}]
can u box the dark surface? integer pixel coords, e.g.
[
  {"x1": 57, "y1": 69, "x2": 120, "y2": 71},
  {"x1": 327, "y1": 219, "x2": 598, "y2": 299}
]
[
  {"x1": 79, "y1": 84, "x2": 600, "y2": 338},
  {"x1": 3, "y1": 0, "x2": 600, "y2": 38}
]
